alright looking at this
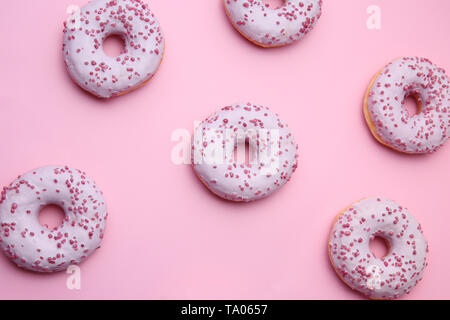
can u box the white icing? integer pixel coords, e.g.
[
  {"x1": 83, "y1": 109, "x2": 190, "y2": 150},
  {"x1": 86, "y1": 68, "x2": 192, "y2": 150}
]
[
  {"x1": 367, "y1": 57, "x2": 450, "y2": 153},
  {"x1": 192, "y1": 103, "x2": 298, "y2": 202},
  {"x1": 224, "y1": 0, "x2": 322, "y2": 47},
  {"x1": 0, "y1": 166, "x2": 108, "y2": 272},
  {"x1": 329, "y1": 197, "x2": 428, "y2": 299},
  {"x1": 63, "y1": 0, "x2": 164, "y2": 98}
]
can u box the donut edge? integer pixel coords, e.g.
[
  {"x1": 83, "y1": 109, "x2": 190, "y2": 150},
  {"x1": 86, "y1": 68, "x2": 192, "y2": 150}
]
[
  {"x1": 116, "y1": 41, "x2": 165, "y2": 97},
  {"x1": 191, "y1": 159, "x2": 271, "y2": 203},
  {"x1": 363, "y1": 68, "x2": 405, "y2": 153}
]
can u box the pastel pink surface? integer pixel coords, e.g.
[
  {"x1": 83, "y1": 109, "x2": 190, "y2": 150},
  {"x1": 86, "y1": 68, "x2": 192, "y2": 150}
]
[{"x1": 0, "y1": 0, "x2": 449, "y2": 299}]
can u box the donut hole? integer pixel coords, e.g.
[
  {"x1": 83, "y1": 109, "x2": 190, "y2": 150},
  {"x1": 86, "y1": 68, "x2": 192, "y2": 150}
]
[
  {"x1": 370, "y1": 236, "x2": 390, "y2": 258},
  {"x1": 234, "y1": 138, "x2": 257, "y2": 165},
  {"x1": 402, "y1": 95, "x2": 422, "y2": 117},
  {"x1": 39, "y1": 204, "x2": 65, "y2": 230},
  {"x1": 263, "y1": 0, "x2": 286, "y2": 9},
  {"x1": 103, "y1": 34, "x2": 126, "y2": 57}
]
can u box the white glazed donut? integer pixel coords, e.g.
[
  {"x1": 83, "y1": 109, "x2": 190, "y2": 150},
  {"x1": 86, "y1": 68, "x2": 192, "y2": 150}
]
[
  {"x1": 223, "y1": 0, "x2": 323, "y2": 47},
  {"x1": 0, "y1": 166, "x2": 108, "y2": 272},
  {"x1": 191, "y1": 103, "x2": 298, "y2": 202},
  {"x1": 364, "y1": 56, "x2": 450, "y2": 154},
  {"x1": 63, "y1": 0, "x2": 164, "y2": 98},
  {"x1": 328, "y1": 197, "x2": 428, "y2": 300}
]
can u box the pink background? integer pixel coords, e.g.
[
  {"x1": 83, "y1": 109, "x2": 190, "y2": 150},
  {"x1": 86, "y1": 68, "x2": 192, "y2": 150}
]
[{"x1": 0, "y1": 0, "x2": 449, "y2": 300}]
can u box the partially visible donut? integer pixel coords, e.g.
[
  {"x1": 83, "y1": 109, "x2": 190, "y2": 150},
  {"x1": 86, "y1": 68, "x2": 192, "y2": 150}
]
[
  {"x1": 223, "y1": 0, "x2": 323, "y2": 47},
  {"x1": 191, "y1": 103, "x2": 299, "y2": 202},
  {"x1": 364, "y1": 57, "x2": 450, "y2": 154},
  {"x1": 328, "y1": 197, "x2": 428, "y2": 300},
  {"x1": 63, "y1": 0, "x2": 164, "y2": 98},
  {"x1": 0, "y1": 166, "x2": 108, "y2": 272}
]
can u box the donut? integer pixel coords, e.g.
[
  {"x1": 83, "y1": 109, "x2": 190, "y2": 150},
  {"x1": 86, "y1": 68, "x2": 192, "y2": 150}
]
[
  {"x1": 223, "y1": 0, "x2": 323, "y2": 48},
  {"x1": 364, "y1": 56, "x2": 450, "y2": 154},
  {"x1": 328, "y1": 197, "x2": 428, "y2": 300},
  {"x1": 191, "y1": 103, "x2": 298, "y2": 202},
  {"x1": 63, "y1": 0, "x2": 164, "y2": 98},
  {"x1": 0, "y1": 166, "x2": 108, "y2": 272}
]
